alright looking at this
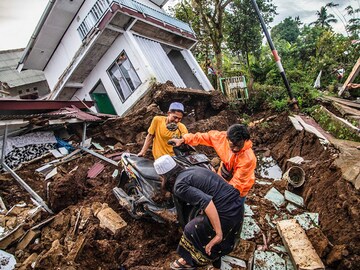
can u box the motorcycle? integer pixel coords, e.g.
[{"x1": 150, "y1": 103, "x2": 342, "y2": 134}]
[{"x1": 112, "y1": 143, "x2": 213, "y2": 228}]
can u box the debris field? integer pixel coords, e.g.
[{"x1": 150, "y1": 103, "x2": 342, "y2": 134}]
[{"x1": 0, "y1": 82, "x2": 359, "y2": 270}]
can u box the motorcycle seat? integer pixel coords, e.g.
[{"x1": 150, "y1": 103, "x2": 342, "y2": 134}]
[{"x1": 126, "y1": 155, "x2": 160, "y2": 181}]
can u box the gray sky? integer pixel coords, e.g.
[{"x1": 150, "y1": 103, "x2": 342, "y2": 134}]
[{"x1": 0, "y1": 0, "x2": 358, "y2": 51}]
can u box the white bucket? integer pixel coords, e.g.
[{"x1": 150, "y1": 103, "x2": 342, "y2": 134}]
[{"x1": 283, "y1": 166, "x2": 305, "y2": 188}]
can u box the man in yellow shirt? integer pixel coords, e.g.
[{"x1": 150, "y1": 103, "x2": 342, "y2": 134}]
[{"x1": 137, "y1": 102, "x2": 188, "y2": 159}]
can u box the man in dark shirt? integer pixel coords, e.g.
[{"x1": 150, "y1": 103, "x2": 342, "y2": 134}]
[{"x1": 154, "y1": 155, "x2": 245, "y2": 270}]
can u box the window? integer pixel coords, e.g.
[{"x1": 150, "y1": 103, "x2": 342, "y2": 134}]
[{"x1": 107, "y1": 51, "x2": 141, "y2": 102}]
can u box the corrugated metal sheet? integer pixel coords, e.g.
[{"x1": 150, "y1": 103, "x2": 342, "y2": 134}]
[
  {"x1": 0, "y1": 49, "x2": 46, "y2": 87},
  {"x1": 134, "y1": 36, "x2": 186, "y2": 87}
]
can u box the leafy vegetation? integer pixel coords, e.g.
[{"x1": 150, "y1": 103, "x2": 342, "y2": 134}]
[{"x1": 169, "y1": 1, "x2": 359, "y2": 140}]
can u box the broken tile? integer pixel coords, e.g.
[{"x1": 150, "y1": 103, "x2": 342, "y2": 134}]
[
  {"x1": 244, "y1": 204, "x2": 254, "y2": 216},
  {"x1": 58, "y1": 147, "x2": 69, "y2": 155},
  {"x1": 87, "y1": 163, "x2": 105, "y2": 179},
  {"x1": 222, "y1": 255, "x2": 247, "y2": 268},
  {"x1": 253, "y1": 250, "x2": 286, "y2": 270},
  {"x1": 35, "y1": 164, "x2": 54, "y2": 175},
  {"x1": 49, "y1": 149, "x2": 63, "y2": 158},
  {"x1": 294, "y1": 213, "x2": 319, "y2": 230},
  {"x1": 284, "y1": 190, "x2": 304, "y2": 207},
  {"x1": 270, "y1": 244, "x2": 287, "y2": 253},
  {"x1": 241, "y1": 217, "x2": 261, "y2": 240},
  {"x1": 112, "y1": 169, "x2": 119, "y2": 178},
  {"x1": 286, "y1": 203, "x2": 298, "y2": 214},
  {"x1": 265, "y1": 214, "x2": 275, "y2": 228},
  {"x1": 264, "y1": 187, "x2": 285, "y2": 208},
  {"x1": 92, "y1": 142, "x2": 104, "y2": 151},
  {"x1": 0, "y1": 249, "x2": 16, "y2": 269},
  {"x1": 45, "y1": 168, "x2": 57, "y2": 180}
]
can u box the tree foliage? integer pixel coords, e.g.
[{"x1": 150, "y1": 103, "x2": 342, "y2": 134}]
[
  {"x1": 226, "y1": 0, "x2": 276, "y2": 71},
  {"x1": 271, "y1": 17, "x2": 300, "y2": 44},
  {"x1": 311, "y1": 5, "x2": 338, "y2": 29}
]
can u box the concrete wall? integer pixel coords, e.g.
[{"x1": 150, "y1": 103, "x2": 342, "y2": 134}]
[{"x1": 71, "y1": 31, "x2": 154, "y2": 116}]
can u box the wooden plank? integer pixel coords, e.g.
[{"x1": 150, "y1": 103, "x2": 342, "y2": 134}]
[
  {"x1": 17, "y1": 229, "x2": 40, "y2": 250},
  {"x1": 288, "y1": 116, "x2": 304, "y2": 131},
  {"x1": 339, "y1": 57, "x2": 360, "y2": 96},
  {"x1": 323, "y1": 96, "x2": 360, "y2": 110},
  {"x1": 277, "y1": 219, "x2": 325, "y2": 270},
  {"x1": 332, "y1": 102, "x2": 360, "y2": 117}
]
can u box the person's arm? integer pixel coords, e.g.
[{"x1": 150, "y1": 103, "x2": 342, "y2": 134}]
[
  {"x1": 137, "y1": 133, "x2": 154, "y2": 156},
  {"x1": 204, "y1": 200, "x2": 223, "y2": 256}
]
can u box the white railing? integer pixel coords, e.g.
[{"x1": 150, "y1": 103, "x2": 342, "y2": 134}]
[{"x1": 77, "y1": 0, "x2": 194, "y2": 40}]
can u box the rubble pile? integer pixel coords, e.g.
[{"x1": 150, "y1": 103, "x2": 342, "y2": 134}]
[{"x1": 0, "y1": 83, "x2": 359, "y2": 269}]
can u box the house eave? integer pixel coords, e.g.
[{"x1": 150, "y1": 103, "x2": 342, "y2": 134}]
[{"x1": 17, "y1": 0, "x2": 85, "y2": 72}]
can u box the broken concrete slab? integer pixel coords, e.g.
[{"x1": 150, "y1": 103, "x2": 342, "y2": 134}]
[
  {"x1": 93, "y1": 203, "x2": 127, "y2": 234},
  {"x1": 294, "y1": 212, "x2": 319, "y2": 230},
  {"x1": 253, "y1": 250, "x2": 286, "y2": 270},
  {"x1": 240, "y1": 217, "x2": 261, "y2": 240},
  {"x1": 277, "y1": 219, "x2": 325, "y2": 270},
  {"x1": 289, "y1": 116, "x2": 304, "y2": 131},
  {"x1": 0, "y1": 249, "x2": 16, "y2": 269},
  {"x1": 264, "y1": 187, "x2": 285, "y2": 208},
  {"x1": 284, "y1": 190, "x2": 304, "y2": 207}
]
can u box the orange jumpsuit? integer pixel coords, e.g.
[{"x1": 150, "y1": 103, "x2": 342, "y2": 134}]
[{"x1": 183, "y1": 130, "x2": 256, "y2": 197}]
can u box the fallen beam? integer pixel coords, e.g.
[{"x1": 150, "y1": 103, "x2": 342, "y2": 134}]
[
  {"x1": 338, "y1": 58, "x2": 360, "y2": 96},
  {"x1": 277, "y1": 219, "x2": 325, "y2": 270}
]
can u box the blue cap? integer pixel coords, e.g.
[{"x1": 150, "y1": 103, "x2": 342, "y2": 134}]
[{"x1": 169, "y1": 102, "x2": 184, "y2": 113}]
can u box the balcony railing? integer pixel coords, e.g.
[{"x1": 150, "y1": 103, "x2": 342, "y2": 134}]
[{"x1": 77, "y1": 0, "x2": 194, "y2": 40}]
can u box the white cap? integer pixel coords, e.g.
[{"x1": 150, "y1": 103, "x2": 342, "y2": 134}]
[{"x1": 154, "y1": 155, "x2": 177, "y2": 175}]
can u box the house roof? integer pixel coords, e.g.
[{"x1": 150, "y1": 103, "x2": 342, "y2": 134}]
[
  {"x1": 0, "y1": 100, "x2": 94, "y2": 114},
  {"x1": 0, "y1": 49, "x2": 46, "y2": 88},
  {"x1": 18, "y1": 0, "x2": 195, "y2": 72}
]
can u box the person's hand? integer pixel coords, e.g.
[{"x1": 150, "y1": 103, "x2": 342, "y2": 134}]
[
  {"x1": 168, "y1": 138, "x2": 184, "y2": 147},
  {"x1": 137, "y1": 151, "x2": 145, "y2": 157},
  {"x1": 205, "y1": 233, "x2": 223, "y2": 256}
]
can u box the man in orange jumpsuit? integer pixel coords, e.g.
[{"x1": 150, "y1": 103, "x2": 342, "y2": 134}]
[{"x1": 169, "y1": 124, "x2": 256, "y2": 197}]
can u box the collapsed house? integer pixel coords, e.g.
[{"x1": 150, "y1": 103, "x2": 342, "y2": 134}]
[
  {"x1": 17, "y1": 0, "x2": 213, "y2": 116},
  {"x1": 0, "y1": 49, "x2": 50, "y2": 99}
]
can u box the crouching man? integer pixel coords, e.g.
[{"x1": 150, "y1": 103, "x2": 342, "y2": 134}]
[{"x1": 153, "y1": 155, "x2": 244, "y2": 270}]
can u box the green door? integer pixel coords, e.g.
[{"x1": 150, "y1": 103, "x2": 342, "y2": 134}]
[{"x1": 91, "y1": 93, "x2": 117, "y2": 115}]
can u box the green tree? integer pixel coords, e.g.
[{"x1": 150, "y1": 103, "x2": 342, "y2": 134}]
[
  {"x1": 226, "y1": 0, "x2": 276, "y2": 72},
  {"x1": 271, "y1": 17, "x2": 301, "y2": 44},
  {"x1": 345, "y1": 5, "x2": 360, "y2": 38},
  {"x1": 168, "y1": 0, "x2": 211, "y2": 64},
  {"x1": 311, "y1": 5, "x2": 338, "y2": 29},
  {"x1": 190, "y1": 0, "x2": 233, "y2": 77}
]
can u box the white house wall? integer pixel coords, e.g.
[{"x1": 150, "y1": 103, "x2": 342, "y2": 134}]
[
  {"x1": 134, "y1": 35, "x2": 186, "y2": 87},
  {"x1": 44, "y1": 0, "x2": 166, "y2": 90},
  {"x1": 71, "y1": 31, "x2": 155, "y2": 116}
]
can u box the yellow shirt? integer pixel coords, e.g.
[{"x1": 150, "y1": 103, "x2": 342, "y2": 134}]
[{"x1": 148, "y1": 116, "x2": 188, "y2": 159}]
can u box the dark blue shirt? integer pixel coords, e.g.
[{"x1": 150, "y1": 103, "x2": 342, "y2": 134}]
[{"x1": 174, "y1": 167, "x2": 241, "y2": 218}]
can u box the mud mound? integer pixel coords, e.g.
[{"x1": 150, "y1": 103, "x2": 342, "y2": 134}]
[{"x1": 251, "y1": 112, "x2": 360, "y2": 269}]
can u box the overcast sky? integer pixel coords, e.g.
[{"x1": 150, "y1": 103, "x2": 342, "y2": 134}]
[{"x1": 0, "y1": 0, "x2": 358, "y2": 51}]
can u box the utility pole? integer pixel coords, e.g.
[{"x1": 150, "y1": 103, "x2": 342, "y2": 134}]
[{"x1": 250, "y1": 0, "x2": 298, "y2": 110}]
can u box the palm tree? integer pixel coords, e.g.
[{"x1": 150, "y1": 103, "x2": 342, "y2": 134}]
[{"x1": 311, "y1": 6, "x2": 338, "y2": 29}]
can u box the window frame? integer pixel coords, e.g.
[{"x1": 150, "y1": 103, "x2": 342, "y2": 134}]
[{"x1": 107, "y1": 50, "x2": 141, "y2": 103}]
